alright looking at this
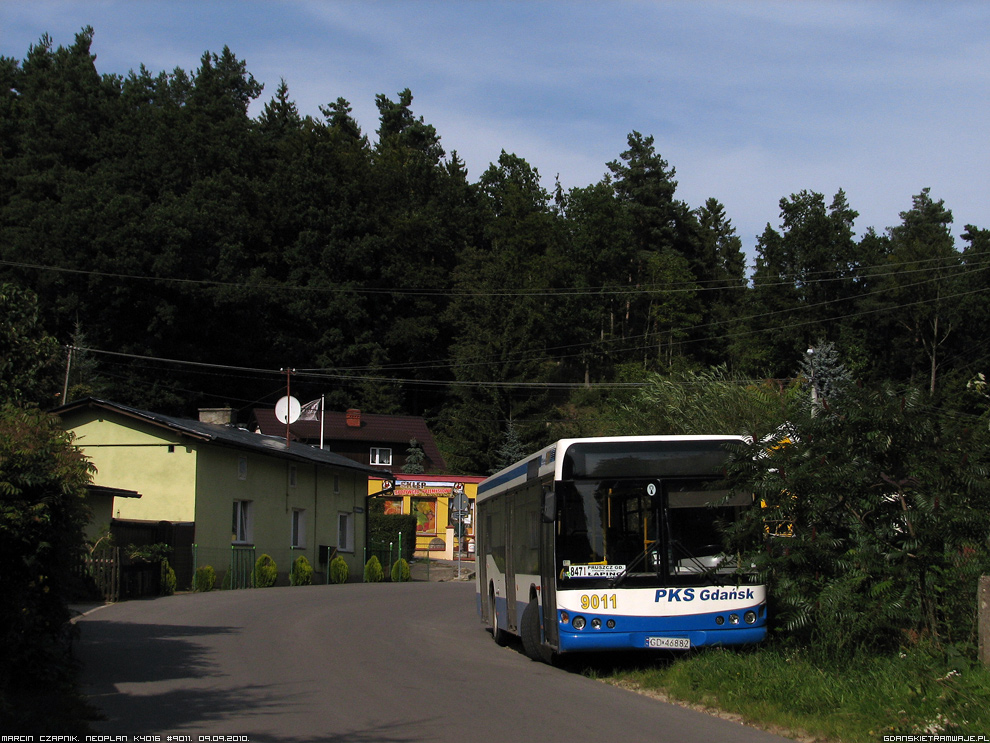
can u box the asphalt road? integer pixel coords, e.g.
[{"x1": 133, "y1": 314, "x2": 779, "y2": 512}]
[{"x1": 76, "y1": 581, "x2": 792, "y2": 743}]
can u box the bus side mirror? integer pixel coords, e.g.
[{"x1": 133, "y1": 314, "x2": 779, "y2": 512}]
[{"x1": 542, "y1": 488, "x2": 556, "y2": 523}]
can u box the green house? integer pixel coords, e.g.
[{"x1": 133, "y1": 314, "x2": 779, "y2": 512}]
[{"x1": 56, "y1": 397, "x2": 383, "y2": 588}]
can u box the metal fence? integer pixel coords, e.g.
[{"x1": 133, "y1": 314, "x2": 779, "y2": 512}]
[
  {"x1": 191, "y1": 545, "x2": 321, "y2": 589},
  {"x1": 366, "y1": 534, "x2": 405, "y2": 580}
]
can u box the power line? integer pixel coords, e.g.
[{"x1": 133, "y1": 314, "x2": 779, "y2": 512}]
[
  {"x1": 68, "y1": 345, "x2": 647, "y2": 390},
  {"x1": 304, "y1": 263, "x2": 990, "y2": 375},
  {"x1": 5, "y1": 247, "x2": 989, "y2": 299}
]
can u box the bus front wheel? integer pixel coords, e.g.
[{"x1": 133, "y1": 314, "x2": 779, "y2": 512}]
[
  {"x1": 490, "y1": 587, "x2": 508, "y2": 646},
  {"x1": 520, "y1": 598, "x2": 543, "y2": 660},
  {"x1": 521, "y1": 597, "x2": 556, "y2": 664}
]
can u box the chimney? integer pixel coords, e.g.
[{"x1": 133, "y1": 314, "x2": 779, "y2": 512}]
[
  {"x1": 199, "y1": 407, "x2": 234, "y2": 425},
  {"x1": 346, "y1": 409, "x2": 361, "y2": 428}
]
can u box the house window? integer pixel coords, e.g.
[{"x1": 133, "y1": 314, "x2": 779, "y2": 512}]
[
  {"x1": 338, "y1": 512, "x2": 354, "y2": 553},
  {"x1": 334, "y1": 474, "x2": 340, "y2": 494},
  {"x1": 291, "y1": 509, "x2": 306, "y2": 548},
  {"x1": 289, "y1": 465, "x2": 298, "y2": 488},
  {"x1": 412, "y1": 497, "x2": 437, "y2": 534},
  {"x1": 238, "y1": 456, "x2": 247, "y2": 480},
  {"x1": 232, "y1": 500, "x2": 253, "y2": 543},
  {"x1": 370, "y1": 447, "x2": 392, "y2": 466}
]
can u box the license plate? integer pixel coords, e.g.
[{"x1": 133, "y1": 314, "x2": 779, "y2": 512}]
[{"x1": 647, "y1": 636, "x2": 690, "y2": 649}]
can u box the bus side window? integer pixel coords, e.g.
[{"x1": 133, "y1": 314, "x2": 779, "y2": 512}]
[{"x1": 542, "y1": 487, "x2": 555, "y2": 523}]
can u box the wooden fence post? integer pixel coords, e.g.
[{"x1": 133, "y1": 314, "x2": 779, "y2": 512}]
[{"x1": 980, "y1": 575, "x2": 990, "y2": 667}]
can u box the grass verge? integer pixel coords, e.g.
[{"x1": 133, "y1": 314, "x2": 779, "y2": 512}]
[{"x1": 586, "y1": 644, "x2": 990, "y2": 742}]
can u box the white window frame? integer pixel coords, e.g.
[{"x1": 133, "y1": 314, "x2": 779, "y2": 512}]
[
  {"x1": 370, "y1": 447, "x2": 392, "y2": 466},
  {"x1": 291, "y1": 508, "x2": 306, "y2": 548},
  {"x1": 232, "y1": 500, "x2": 253, "y2": 544},
  {"x1": 338, "y1": 512, "x2": 354, "y2": 553}
]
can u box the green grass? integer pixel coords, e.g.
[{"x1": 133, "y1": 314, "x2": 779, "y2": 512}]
[{"x1": 584, "y1": 644, "x2": 990, "y2": 742}]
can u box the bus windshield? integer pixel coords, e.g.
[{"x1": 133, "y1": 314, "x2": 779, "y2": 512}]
[{"x1": 556, "y1": 478, "x2": 751, "y2": 588}]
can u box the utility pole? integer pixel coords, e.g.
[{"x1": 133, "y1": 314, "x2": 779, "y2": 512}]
[
  {"x1": 62, "y1": 346, "x2": 73, "y2": 402},
  {"x1": 281, "y1": 367, "x2": 295, "y2": 446},
  {"x1": 806, "y1": 347, "x2": 819, "y2": 414}
]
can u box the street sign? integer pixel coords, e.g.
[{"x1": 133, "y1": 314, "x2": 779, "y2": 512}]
[{"x1": 451, "y1": 491, "x2": 469, "y2": 513}]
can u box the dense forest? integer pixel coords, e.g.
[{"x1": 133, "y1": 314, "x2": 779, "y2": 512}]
[{"x1": 3, "y1": 28, "x2": 989, "y2": 475}]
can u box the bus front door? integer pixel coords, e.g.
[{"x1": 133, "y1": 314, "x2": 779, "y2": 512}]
[
  {"x1": 505, "y1": 498, "x2": 517, "y2": 631},
  {"x1": 540, "y1": 489, "x2": 559, "y2": 649}
]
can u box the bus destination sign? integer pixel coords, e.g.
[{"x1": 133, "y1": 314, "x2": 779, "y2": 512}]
[{"x1": 563, "y1": 564, "x2": 626, "y2": 579}]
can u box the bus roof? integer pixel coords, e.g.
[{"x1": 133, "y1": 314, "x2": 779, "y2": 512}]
[{"x1": 476, "y1": 434, "x2": 745, "y2": 503}]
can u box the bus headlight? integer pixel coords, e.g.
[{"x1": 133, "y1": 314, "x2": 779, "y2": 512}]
[
  {"x1": 606, "y1": 619, "x2": 615, "y2": 629},
  {"x1": 744, "y1": 610, "x2": 757, "y2": 625},
  {"x1": 729, "y1": 614, "x2": 739, "y2": 625},
  {"x1": 591, "y1": 618, "x2": 601, "y2": 629},
  {"x1": 715, "y1": 615, "x2": 725, "y2": 625},
  {"x1": 572, "y1": 616, "x2": 586, "y2": 630},
  {"x1": 560, "y1": 611, "x2": 569, "y2": 624}
]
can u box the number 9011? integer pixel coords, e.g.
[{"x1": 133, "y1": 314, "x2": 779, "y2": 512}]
[{"x1": 580, "y1": 593, "x2": 617, "y2": 610}]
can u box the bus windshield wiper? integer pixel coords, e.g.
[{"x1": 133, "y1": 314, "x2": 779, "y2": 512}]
[
  {"x1": 609, "y1": 541, "x2": 657, "y2": 587},
  {"x1": 669, "y1": 539, "x2": 728, "y2": 584}
]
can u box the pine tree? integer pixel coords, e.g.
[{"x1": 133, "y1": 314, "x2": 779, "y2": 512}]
[
  {"x1": 491, "y1": 420, "x2": 527, "y2": 473},
  {"x1": 402, "y1": 438, "x2": 426, "y2": 474},
  {"x1": 798, "y1": 340, "x2": 852, "y2": 408}
]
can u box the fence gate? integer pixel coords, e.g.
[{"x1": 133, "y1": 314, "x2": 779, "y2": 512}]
[
  {"x1": 226, "y1": 546, "x2": 256, "y2": 589},
  {"x1": 86, "y1": 547, "x2": 120, "y2": 602}
]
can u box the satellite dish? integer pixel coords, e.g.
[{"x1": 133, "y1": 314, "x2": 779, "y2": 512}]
[{"x1": 275, "y1": 396, "x2": 301, "y2": 424}]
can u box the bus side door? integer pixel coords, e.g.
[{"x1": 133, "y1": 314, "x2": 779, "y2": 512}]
[{"x1": 505, "y1": 497, "x2": 516, "y2": 632}]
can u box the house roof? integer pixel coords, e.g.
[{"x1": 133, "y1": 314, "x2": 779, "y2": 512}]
[
  {"x1": 55, "y1": 397, "x2": 384, "y2": 476},
  {"x1": 87, "y1": 484, "x2": 142, "y2": 499},
  {"x1": 252, "y1": 408, "x2": 446, "y2": 471}
]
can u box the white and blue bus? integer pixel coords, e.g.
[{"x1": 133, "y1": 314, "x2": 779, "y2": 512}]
[{"x1": 475, "y1": 435, "x2": 767, "y2": 662}]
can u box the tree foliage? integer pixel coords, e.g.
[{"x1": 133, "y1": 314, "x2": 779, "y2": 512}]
[
  {"x1": 0, "y1": 283, "x2": 62, "y2": 407},
  {"x1": 725, "y1": 384, "x2": 990, "y2": 656},
  {"x1": 610, "y1": 366, "x2": 799, "y2": 440},
  {"x1": 0, "y1": 403, "x2": 94, "y2": 721},
  {"x1": 1, "y1": 27, "x2": 989, "y2": 484}
]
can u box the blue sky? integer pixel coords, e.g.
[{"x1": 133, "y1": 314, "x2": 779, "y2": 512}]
[{"x1": 3, "y1": 1, "x2": 987, "y2": 262}]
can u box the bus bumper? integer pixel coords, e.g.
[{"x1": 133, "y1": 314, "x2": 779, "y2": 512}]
[{"x1": 556, "y1": 626, "x2": 767, "y2": 653}]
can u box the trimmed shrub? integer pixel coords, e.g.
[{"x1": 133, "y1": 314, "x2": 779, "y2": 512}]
[
  {"x1": 364, "y1": 555, "x2": 384, "y2": 583},
  {"x1": 329, "y1": 555, "x2": 349, "y2": 584},
  {"x1": 253, "y1": 553, "x2": 277, "y2": 587},
  {"x1": 194, "y1": 565, "x2": 216, "y2": 592},
  {"x1": 291, "y1": 555, "x2": 314, "y2": 586},
  {"x1": 160, "y1": 558, "x2": 177, "y2": 595},
  {"x1": 391, "y1": 558, "x2": 411, "y2": 583}
]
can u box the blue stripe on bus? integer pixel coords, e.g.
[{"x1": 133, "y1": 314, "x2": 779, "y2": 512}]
[
  {"x1": 477, "y1": 461, "x2": 531, "y2": 496},
  {"x1": 553, "y1": 606, "x2": 766, "y2": 651},
  {"x1": 557, "y1": 607, "x2": 765, "y2": 632}
]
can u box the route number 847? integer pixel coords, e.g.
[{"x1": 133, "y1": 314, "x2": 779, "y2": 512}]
[{"x1": 580, "y1": 593, "x2": 617, "y2": 610}]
